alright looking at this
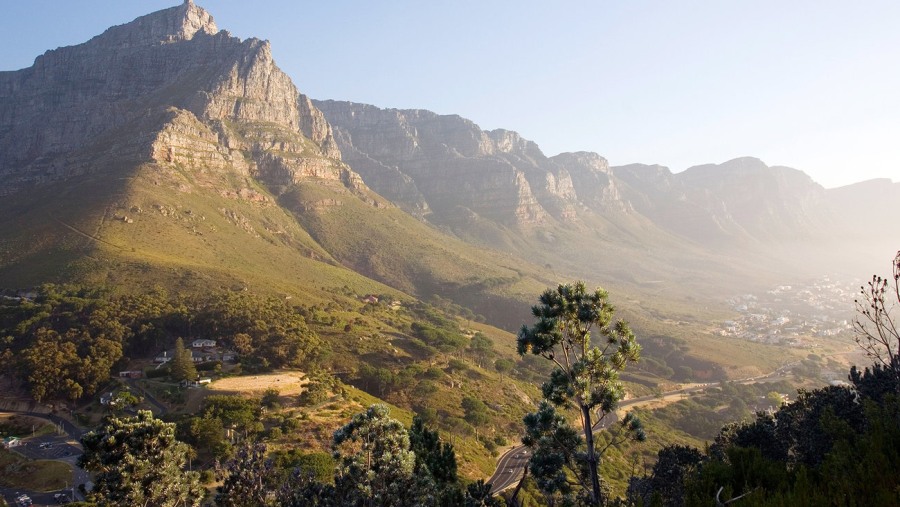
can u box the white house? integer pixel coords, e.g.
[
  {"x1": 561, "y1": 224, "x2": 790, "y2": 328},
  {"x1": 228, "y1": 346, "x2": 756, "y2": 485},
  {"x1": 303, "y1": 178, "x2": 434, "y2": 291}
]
[
  {"x1": 191, "y1": 339, "x2": 217, "y2": 348},
  {"x1": 182, "y1": 378, "x2": 213, "y2": 388}
]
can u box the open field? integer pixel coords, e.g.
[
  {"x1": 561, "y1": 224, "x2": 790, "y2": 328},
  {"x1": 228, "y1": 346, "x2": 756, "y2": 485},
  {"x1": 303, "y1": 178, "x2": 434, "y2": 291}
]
[
  {"x1": 208, "y1": 371, "x2": 309, "y2": 396},
  {"x1": 0, "y1": 449, "x2": 72, "y2": 492}
]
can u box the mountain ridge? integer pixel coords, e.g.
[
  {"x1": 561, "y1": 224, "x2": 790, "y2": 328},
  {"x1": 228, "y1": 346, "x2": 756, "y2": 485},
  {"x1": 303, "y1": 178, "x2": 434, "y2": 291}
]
[{"x1": 2, "y1": 1, "x2": 897, "y2": 321}]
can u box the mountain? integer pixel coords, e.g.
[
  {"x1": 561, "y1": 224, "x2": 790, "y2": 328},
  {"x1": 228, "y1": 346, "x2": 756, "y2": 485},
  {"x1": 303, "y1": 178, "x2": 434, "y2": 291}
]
[
  {"x1": 1, "y1": 0, "x2": 894, "y2": 374},
  {"x1": 5, "y1": 2, "x2": 895, "y2": 484},
  {"x1": 0, "y1": 1, "x2": 556, "y2": 332},
  {"x1": 612, "y1": 157, "x2": 829, "y2": 244},
  {"x1": 317, "y1": 100, "x2": 898, "y2": 285},
  {"x1": 0, "y1": 1, "x2": 341, "y2": 196}
]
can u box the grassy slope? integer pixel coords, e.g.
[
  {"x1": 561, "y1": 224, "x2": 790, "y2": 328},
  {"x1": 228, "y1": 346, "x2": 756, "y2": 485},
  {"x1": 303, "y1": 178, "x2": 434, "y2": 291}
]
[
  {"x1": 0, "y1": 143, "x2": 815, "y2": 486},
  {"x1": 0, "y1": 448, "x2": 72, "y2": 492}
]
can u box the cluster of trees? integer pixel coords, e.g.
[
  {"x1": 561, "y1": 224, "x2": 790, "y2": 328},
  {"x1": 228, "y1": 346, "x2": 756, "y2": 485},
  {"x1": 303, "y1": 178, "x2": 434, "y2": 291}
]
[
  {"x1": 177, "y1": 394, "x2": 264, "y2": 459},
  {"x1": 411, "y1": 321, "x2": 468, "y2": 356},
  {"x1": 0, "y1": 285, "x2": 322, "y2": 402},
  {"x1": 637, "y1": 335, "x2": 726, "y2": 383},
  {"x1": 628, "y1": 361, "x2": 900, "y2": 506},
  {"x1": 79, "y1": 410, "x2": 204, "y2": 506},
  {"x1": 81, "y1": 405, "x2": 500, "y2": 507}
]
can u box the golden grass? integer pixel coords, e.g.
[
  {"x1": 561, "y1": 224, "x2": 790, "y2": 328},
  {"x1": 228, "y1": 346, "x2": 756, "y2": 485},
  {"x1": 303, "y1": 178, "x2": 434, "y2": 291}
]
[
  {"x1": 0, "y1": 449, "x2": 72, "y2": 492},
  {"x1": 207, "y1": 371, "x2": 309, "y2": 396}
]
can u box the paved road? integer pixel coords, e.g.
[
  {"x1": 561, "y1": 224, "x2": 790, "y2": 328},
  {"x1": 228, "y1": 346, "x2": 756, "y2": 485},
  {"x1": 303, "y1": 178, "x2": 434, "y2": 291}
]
[
  {"x1": 487, "y1": 361, "x2": 800, "y2": 494},
  {"x1": 0, "y1": 410, "x2": 88, "y2": 506},
  {"x1": 487, "y1": 398, "x2": 627, "y2": 493}
]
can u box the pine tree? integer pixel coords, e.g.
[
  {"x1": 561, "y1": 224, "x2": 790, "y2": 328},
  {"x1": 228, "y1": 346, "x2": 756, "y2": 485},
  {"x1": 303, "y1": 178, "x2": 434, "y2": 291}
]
[
  {"x1": 170, "y1": 337, "x2": 197, "y2": 381},
  {"x1": 517, "y1": 282, "x2": 645, "y2": 506},
  {"x1": 332, "y1": 404, "x2": 435, "y2": 506},
  {"x1": 79, "y1": 410, "x2": 203, "y2": 506}
]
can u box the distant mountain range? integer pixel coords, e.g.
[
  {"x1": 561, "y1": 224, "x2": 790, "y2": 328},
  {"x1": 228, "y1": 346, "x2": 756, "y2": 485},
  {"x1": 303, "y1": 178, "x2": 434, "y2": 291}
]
[
  {"x1": 317, "y1": 100, "x2": 898, "y2": 251},
  {"x1": 1, "y1": 0, "x2": 897, "y2": 323}
]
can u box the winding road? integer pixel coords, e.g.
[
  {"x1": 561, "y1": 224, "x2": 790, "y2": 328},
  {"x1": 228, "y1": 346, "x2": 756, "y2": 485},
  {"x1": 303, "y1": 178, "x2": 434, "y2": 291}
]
[{"x1": 487, "y1": 361, "x2": 800, "y2": 494}]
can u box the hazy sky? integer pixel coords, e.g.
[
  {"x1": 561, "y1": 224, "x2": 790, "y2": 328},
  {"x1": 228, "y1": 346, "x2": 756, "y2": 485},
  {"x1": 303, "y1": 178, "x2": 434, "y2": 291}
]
[{"x1": 2, "y1": 1, "x2": 898, "y2": 188}]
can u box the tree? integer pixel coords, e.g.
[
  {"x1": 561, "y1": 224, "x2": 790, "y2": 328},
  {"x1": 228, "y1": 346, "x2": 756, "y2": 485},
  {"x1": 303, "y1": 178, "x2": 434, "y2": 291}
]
[
  {"x1": 461, "y1": 396, "x2": 490, "y2": 428},
  {"x1": 203, "y1": 395, "x2": 260, "y2": 438},
  {"x1": 215, "y1": 443, "x2": 280, "y2": 507},
  {"x1": 332, "y1": 404, "x2": 434, "y2": 506},
  {"x1": 298, "y1": 380, "x2": 329, "y2": 406},
  {"x1": 170, "y1": 337, "x2": 197, "y2": 382},
  {"x1": 409, "y1": 416, "x2": 458, "y2": 484},
  {"x1": 109, "y1": 388, "x2": 141, "y2": 413},
  {"x1": 627, "y1": 444, "x2": 704, "y2": 506},
  {"x1": 79, "y1": 410, "x2": 203, "y2": 507},
  {"x1": 853, "y1": 250, "x2": 900, "y2": 389},
  {"x1": 517, "y1": 282, "x2": 643, "y2": 506},
  {"x1": 494, "y1": 358, "x2": 514, "y2": 378},
  {"x1": 766, "y1": 391, "x2": 784, "y2": 409},
  {"x1": 468, "y1": 333, "x2": 494, "y2": 367},
  {"x1": 465, "y1": 480, "x2": 501, "y2": 507}
]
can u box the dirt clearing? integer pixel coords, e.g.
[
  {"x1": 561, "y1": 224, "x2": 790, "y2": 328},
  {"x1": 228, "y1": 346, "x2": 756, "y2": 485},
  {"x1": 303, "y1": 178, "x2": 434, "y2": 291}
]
[{"x1": 208, "y1": 371, "x2": 308, "y2": 396}]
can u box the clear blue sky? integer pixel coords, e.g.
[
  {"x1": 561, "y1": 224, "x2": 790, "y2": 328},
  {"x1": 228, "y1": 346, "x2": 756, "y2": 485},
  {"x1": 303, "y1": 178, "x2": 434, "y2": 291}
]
[{"x1": 3, "y1": 1, "x2": 898, "y2": 188}]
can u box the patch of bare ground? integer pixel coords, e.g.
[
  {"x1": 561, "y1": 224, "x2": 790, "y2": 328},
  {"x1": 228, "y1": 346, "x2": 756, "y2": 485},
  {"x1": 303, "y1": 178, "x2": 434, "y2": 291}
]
[
  {"x1": 208, "y1": 371, "x2": 309, "y2": 395},
  {"x1": 182, "y1": 371, "x2": 309, "y2": 413}
]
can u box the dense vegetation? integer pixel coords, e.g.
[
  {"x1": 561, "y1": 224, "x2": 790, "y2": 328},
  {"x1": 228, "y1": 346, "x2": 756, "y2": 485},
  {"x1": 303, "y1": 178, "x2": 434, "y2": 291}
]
[
  {"x1": 83, "y1": 406, "x2": 499, "y2": 507},
  {"x1": 4, "y1": 252, "x2": 899, "y2": 506},
  {"x1": 628, "y1": 362, "x2": 900, "y2": 506},
  {"x1": 0, "y1": 285, "x2": 322, "y2": 402},
  {"x1": 628, "y1": 252, "x2": 900, "y2": 506}
]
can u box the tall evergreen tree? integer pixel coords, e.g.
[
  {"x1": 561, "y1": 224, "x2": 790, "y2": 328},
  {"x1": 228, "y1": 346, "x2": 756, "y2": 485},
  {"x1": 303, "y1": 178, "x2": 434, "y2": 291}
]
[
  {"x1": 332, "y1": 404, "x2": 435, "y2": 507},
  {"x1": 409, "y1": 415, "x2": 462, "y2": 504},
  {"x1": 171, "y1": 337, "x2": 197, "y2": 381},
  {"x1": 517, "y1": 282, "x2": 644, "y2": 506},
  {"x1": 215, "y1": 443, "x2": 280, "y2": 507},
  {"x1": 79, "y1": 410, "x2": 203, "y2": 507}
]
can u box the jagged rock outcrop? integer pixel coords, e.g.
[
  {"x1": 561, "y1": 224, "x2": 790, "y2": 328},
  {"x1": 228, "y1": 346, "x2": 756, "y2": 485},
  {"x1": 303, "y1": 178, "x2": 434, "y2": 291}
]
[
  {"x1": 0, "y1": 0, "x2": 349, "y2": 196},
  {"x1": 316, "y1": 100, "x2": 591, "y2": 227},
  {"x1": 319, "y1": 100, "x2": 686, "y2": 228},
  {"x1": 549, "y1": 152, "x2": 630, "y2": 213},
  {"x1": 316, "y1": 95, "x2": 868, "y2": 251},
  {"x1": 612, "y1": 157, "x2": 832, "y2": 244}
]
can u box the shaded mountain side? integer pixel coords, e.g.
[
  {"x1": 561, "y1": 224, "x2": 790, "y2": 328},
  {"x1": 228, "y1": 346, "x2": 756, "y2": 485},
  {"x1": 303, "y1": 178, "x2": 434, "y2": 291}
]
[
  {"x1": 658, "y1": 157, "x2": 828, "y2": 242},
  {"x1": 825, "y1": 178, "x2": 900, "y2": 243},
  {"x1": 612, "y1": 160, "x2": 900, "y2": 279}
]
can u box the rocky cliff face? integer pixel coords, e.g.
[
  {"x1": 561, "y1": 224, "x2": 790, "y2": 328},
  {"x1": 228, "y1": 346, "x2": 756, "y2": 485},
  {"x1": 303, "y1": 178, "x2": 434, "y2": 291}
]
[
  {"x1": 317, "y1": 98, "x2": 857, "y2": 249},
  {"x1": 0, "y1": 0, "x2": 347, "y2": 196},
  {"x1": 315, "y1": 100, "x2": 591, "y2": 227},
  {"x1": 612, "y1": 157, "x2": 831, "y2": 244},
  {"x1": 549, "y1": 152, "x2": 630, "y2": 213}
]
